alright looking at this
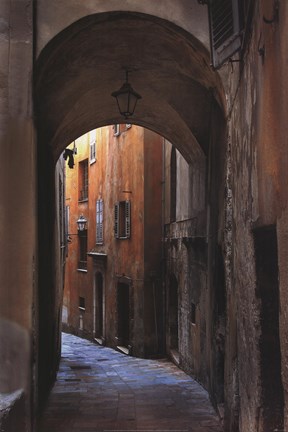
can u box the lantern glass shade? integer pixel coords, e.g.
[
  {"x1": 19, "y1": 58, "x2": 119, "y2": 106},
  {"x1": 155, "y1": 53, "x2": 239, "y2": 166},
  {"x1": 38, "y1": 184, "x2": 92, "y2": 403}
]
[
  {"x1": 77, "y1": 215, "x2": 87, "y2": 231},
  {"x1": 111, "y1": 79, "x2": 141, "y2": 119}
]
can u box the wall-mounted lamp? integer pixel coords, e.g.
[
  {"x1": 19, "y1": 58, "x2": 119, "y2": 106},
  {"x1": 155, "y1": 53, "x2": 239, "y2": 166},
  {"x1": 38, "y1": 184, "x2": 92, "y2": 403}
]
[
  {"x1": 111, "y1": 70, "x2": 142, "y2": 119},
  {"x1": 77, "y1": 215, "x2": 87, "y2": 231}
]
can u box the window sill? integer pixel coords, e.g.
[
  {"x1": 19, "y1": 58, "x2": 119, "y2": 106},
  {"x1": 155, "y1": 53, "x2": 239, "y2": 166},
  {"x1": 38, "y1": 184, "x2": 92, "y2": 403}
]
[
  {"x1": 78, "y1": 198, "x2": 88, "y2": 203},
  {"x1": 77, "y1": 268, "x2": 87, "y2": 273},
  {"x1": 90, "y1": 158, "x2": 96, "y2": 165}
]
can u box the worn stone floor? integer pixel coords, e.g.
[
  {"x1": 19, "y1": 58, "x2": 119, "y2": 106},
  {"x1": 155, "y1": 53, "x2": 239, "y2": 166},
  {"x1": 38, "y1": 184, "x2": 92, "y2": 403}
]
[{"x1": 38, "y1": 333, "x2": 223, "y2": 432}]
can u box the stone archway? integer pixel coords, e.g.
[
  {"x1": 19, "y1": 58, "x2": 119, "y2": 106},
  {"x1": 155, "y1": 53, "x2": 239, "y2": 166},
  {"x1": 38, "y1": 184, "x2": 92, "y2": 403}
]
[
  {"x1": 34, "y1": 11, "x2": 224, "y2": 160},
  {"x1": 34, "y1": 8, "x2": 226, "y2": 414}
]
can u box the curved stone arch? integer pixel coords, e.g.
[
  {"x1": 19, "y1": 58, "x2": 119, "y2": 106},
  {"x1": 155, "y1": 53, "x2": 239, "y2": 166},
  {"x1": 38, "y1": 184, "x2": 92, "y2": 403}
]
[
  {"x1": 35, "y1": 8, "x2": 228, "y2": 405},
  {"x1": 34, "y1": 11, "x2": 225, "y2": 163}
]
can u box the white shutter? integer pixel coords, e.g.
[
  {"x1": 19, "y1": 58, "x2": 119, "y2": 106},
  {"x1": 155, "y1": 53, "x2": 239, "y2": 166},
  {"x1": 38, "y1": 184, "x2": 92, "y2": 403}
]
[
  {"x1": 90, "y1": 130, "x2": 96, "y2": 163},
  {"x1": 125, "y1": 200, "x2": 131, "y2": 239},
  {"x1": 99, "y1": 199, "x2": 103, "y2": 243},
  {"x1": 209, "y1": 0, "x2": 243, "y2": 69},
  {"x1": 96, "y1": 199, "x2": 104, "y2": 244},
  {"x1": 113, "y1": 124, "x2": 120, "y2": 136}
]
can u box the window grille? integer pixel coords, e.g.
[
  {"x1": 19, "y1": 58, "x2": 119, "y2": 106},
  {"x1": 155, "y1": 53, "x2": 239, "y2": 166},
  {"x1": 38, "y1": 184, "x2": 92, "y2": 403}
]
[
  {"x1": 208, "y1": 0, "x2": 243, "y2": 69},
  {"x1": 96, "y1": 199, "x2": 104, "y2": 244},
  {"x1": 114, "y1": 201, "x2": 131, "y2": 239}
]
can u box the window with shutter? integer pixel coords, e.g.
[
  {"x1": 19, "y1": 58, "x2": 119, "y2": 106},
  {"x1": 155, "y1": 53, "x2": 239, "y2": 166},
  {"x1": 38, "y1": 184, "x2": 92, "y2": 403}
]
[
  {"x1": 125, "y1": 200, "x2": 131, "y2": 238},
  {"x1": 114, "y1": 202, "x2": 119, "y2": 239},
  {"x1": 89, "y1": 130, "x2": 96, "y2": 163},
  {"x1": 96, "y1": 199, "x2": 104, "y2": 244},
  {"x1": 208, "y1": 0, "x2": 243, "y2": 69},
  {"x1": 113, "y1": 124, "x2": 120, "y2": 136},
  {"x1": 114, "y1": 201, "x2": 131, "y2": 239}
]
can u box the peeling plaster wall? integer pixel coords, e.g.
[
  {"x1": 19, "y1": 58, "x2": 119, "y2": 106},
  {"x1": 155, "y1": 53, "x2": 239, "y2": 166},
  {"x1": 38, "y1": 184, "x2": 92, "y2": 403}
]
[
  {"x1": 223, "y1": 1, "x2": 288, "y2": 431},
  {"x1": 163, "y1": 117, "x2": 226, "y2": 398},
  {"x1": 163, "y1": 141, "x2": 208, "y2": 387}
]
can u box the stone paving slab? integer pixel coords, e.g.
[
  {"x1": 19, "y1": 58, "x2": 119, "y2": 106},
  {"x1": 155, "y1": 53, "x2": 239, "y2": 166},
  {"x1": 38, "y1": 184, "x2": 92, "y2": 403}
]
[{"x1": 38, "y1": 333, "x2": 223, "y2": 432}]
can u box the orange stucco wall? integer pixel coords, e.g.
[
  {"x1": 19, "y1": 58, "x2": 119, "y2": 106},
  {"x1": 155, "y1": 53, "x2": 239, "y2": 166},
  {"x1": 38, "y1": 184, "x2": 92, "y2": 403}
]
[{"x1": 63, "y1": 125, "x2": 163, "y2": 357}]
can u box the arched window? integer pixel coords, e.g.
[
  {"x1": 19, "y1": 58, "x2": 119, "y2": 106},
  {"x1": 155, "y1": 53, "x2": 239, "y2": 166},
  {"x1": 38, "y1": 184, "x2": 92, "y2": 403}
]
[{"x1": 170, "y1": 147, "x2": 177, "y2": 222}]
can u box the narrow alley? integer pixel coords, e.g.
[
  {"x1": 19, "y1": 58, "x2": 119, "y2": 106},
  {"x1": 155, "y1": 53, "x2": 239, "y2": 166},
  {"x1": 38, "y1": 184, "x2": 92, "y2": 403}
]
[{"x1": 38, "y1": 333, "x2": 222, "y2": 432}]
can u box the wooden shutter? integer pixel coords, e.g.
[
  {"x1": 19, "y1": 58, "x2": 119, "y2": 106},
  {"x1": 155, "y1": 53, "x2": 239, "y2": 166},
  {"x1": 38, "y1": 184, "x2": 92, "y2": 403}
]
[
  {"x1": 114, "y1": 202, "x2": 119, "y2": 238},
  {"x1": 208, "y1": 0, "x2": 243, "y2": 69},
  {"x1": 125, "y1": 200, "x2": 131, "y2": 239},
  {"x1": 90, "y1": 130, "x2": 96, "y2": 162}
]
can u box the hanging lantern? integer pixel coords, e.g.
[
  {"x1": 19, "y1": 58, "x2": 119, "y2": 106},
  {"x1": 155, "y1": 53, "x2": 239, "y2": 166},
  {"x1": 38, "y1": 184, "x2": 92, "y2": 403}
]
[{"x1": 111, "y1": 70, "x2": 142, "y2": 119}]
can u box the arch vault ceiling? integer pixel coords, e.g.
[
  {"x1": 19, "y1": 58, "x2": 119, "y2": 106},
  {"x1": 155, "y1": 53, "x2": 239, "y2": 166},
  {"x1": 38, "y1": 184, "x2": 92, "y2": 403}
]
[{"x1": 35, "y1": 12, "x2": 224, "y2": 163}]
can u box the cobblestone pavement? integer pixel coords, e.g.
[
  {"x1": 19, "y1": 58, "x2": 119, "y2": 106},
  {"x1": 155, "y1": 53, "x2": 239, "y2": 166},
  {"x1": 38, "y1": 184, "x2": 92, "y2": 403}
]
[{"x1": 38, "y1": 333, "x2": 223, "y2": 432}]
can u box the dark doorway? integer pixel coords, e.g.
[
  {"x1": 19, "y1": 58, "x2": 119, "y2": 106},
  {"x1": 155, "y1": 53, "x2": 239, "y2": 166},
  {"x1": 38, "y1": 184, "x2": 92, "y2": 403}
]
[
  {"x1": 254, "y1": 225, "x2": 284, "y2": 431},
  {"x1": 117, "y1": 282, "x2": 130, "y2": 347},
  {"x1": 95, "y1": 273, "x2": 104, "y2": 339},
  {"x1": 168, "y1": 274, "x2": 179, "y2": 351}
]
